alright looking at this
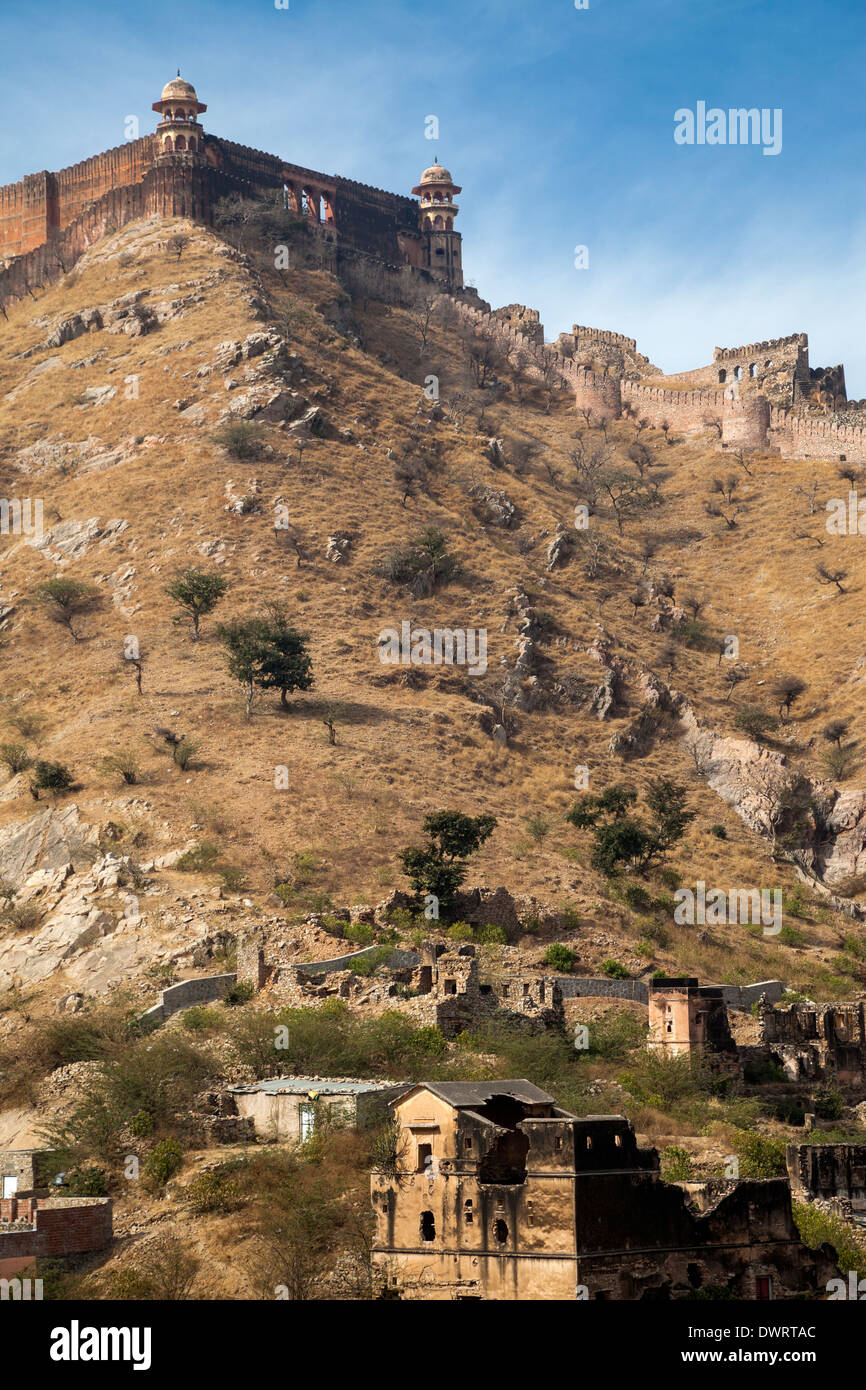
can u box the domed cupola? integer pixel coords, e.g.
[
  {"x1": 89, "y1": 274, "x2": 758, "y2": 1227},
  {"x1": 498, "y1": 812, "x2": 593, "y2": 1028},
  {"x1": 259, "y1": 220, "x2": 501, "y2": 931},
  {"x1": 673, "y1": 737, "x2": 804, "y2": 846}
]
[{"x1": 152, "y1": 72, "x2": 207, "y2": 157}]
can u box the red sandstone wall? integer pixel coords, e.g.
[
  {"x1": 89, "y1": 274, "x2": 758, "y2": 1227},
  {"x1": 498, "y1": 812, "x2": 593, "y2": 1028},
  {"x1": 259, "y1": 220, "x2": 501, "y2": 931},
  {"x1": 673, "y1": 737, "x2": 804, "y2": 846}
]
[
  {"x1": 0, "y1": 139, "x2": 157, "y2": 263},
  {"x1": 52, "y1": 137, "x2": 157, "y2": 232},
  {"x1": 0, "y1": 173, "x2": 50, "y2": 259}
]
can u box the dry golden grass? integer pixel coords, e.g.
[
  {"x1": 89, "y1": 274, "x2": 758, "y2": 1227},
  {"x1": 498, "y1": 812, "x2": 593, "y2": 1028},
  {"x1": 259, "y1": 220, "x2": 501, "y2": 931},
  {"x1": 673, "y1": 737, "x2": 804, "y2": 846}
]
[{"x1": 0, "y1": 215, "x2": 864, "y2": 1002}]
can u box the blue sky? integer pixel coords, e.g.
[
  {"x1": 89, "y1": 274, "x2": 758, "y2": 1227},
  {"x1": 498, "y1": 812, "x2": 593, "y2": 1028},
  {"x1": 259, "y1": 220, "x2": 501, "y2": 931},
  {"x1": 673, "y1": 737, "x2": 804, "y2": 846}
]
[{"x1": 1, "y1": 0, "x2": 864, "y2": 391}]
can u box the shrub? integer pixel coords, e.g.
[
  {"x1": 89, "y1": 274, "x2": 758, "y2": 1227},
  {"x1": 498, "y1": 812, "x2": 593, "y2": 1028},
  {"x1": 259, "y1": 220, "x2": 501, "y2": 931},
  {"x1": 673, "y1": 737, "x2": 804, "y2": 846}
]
[
  {"x1": 63, "y1": 1165, "x2": 107, "y2": 1196},
  {"x1": 385, "y1": 527, "x2": 460, "y2": 589},
  {"x1": 185, "y1": 1170, "x2": 240, "y2": 1215},
  {"x1": 144, "y1": 1138, "x2": 184, "y2": 1190},
  {"x1": 733, "y1": 705, "x2": 778, "y2": 741},
  {"x1": 558, "y1": 906, "x2": 582, "y2": 931},
  {"x1": 618, "y1": 1051, "x2": 706, "y2": 1109},
  {"x1": 0, "y1": 742, "x2": 31, "y2": 775},
  {"x1": 218, "y1": 864, "x2": 248, "y2": 894},
  {"x1": 623, "y1": 884, "x2": 653, "y2": 913},
  {"x1": 351, "y1": 947, "x2": 393, "y2": 977},
  {"x1": 30, "y1": 760, "x2": 74, "y2": 795},
  {"x1": 777, "y1": 924, "x2": 805, "y2": 948},
  {"x1": 542, "y1": 943, "x2": 576, "y2": 973},
  {"x1": 729, "y1": 1130, "x2": 786, "y2": 1179},
  {"x1": 478, "y1": 923, "x2": 507, "y2": 945},
  {"x1": 793, "y1": 1203, "x2": 866, "y2": 1280},
  {"x1": 525, "y1": 815, "x2": 550, "y2": 846},
  {"x1": 223, "y1": 981, "x2": 254, "y2": 1006},
  {"x1": 213, "y1": 421, "x2": 266, "y2": 460},
  {"x1": 175, "y1": 842, "x2": 222, "y2": 872},
  {"x1": 660, "y1": 1145, "x2": 694, "y2": 1181},
  {"x1": 100, "y1": 753, "x2": 140, "y2": 786},
  {"x1": 181, "y1": 1006, "x2": 224, "y2": 1033},
  {"x1": 709, "y1": 824, "x2": 727, "y2": 839},
  {"x1": 447, "y1": 921, "x2": 474, "y2": 942},
  {"x1": 345, "y1": 921, "x2": 374, "y2": 947},
  {"x1": 172, "y1": 738, "x2": 199, "y2": 771},
  {"x1": 813, "y1": 1085, "x2": 844, "y2": 1121},
  {"x1": 602, "y1": 959, "x2": 630, "y2": 979},
  {"x1": 0, "y1": 901, "x2": 42, "y2": 930}
]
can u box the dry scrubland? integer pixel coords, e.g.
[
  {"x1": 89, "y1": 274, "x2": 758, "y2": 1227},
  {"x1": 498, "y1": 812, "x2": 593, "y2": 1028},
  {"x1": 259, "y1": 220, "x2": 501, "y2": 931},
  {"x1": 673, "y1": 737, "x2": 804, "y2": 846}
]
[
  {"x1": 0, "y1": 217, "x2": 863, "y2": 999},
  {"x1": 2, "y1": 216, "x2": 866, "y2": 1296}
]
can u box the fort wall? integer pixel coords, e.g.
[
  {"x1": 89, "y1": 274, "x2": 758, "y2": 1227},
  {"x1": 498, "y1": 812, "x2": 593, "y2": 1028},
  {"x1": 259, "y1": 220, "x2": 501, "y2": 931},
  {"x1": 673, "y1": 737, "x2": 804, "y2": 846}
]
[{"x1": 770, "y1": 407, "x2": 866, "y2": 464}]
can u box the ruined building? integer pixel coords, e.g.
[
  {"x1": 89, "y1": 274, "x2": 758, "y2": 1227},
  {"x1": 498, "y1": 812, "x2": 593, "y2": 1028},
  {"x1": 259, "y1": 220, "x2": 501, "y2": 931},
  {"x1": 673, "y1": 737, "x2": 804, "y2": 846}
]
[
  {"x1": 647, "y1": 977, "x2": 736, "y2": 1058},
  {"x1": 759, "y1": 1000, "x2": 866, "y2": 1085},
  {"x1": 787, "y1": 1143, "x2": 866, "y2": 1227},
  {"x1": 371, "y1": 1081, "x2": 838, "y2": 1300},
  {"x1": 0, "y1": 74, "x2": 466, "y2": 306},
  {"x1": 236, "y1": 931, "x2": 562, "y2": 1040}
]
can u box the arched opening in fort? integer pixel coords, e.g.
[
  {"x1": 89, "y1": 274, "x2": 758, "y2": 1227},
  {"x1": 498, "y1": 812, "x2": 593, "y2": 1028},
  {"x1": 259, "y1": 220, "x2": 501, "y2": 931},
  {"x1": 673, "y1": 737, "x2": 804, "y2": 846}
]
[
  {"x1": 163, "y1": 136, "x2": 174, "y2": 152},
  {"x1": 749, "y1": 362, "x2": 756, "y2": 377},
  {"x1": 734, "y1": 365, "x2": 743, "y2": 380},
  {"x1": 718, "y1": 369, "x2": 727, "y2": 383},
  {"x1": 175, "y1": 135, "x2": 186, "y2": 151},
  {"x1": 433, "y1": 214, "x2": 445, "y2": 230}
]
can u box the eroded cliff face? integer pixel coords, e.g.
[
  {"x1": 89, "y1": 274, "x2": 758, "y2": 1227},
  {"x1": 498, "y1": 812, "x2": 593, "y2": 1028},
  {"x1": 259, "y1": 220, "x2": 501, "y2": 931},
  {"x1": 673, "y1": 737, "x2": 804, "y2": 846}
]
[{"x1": 588, "y1": 635, "x2": 866, "y2": 913}]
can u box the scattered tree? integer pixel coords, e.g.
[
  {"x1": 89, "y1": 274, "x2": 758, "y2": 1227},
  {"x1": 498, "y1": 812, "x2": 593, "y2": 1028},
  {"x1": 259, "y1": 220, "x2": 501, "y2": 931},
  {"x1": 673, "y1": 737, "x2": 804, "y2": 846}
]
[
  {"x1": 219, "y1": 606, "x2": 313, "y2": 717},
  {"x1": 34, "y1": 577, "x2": 99, "y2": 642},
  {"x1": 165, "y1": 569, "x2": 229, "y2": 641},
  {"x1": 398, "y1": 810, "x2": 497, "y2": 917}
]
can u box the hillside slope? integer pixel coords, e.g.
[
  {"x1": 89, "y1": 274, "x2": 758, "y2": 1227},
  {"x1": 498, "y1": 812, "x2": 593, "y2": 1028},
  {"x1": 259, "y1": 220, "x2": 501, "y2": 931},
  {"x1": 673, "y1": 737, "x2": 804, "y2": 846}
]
[{"x1": 0, "y1": 214, "x2": 864, "y2": 1016}]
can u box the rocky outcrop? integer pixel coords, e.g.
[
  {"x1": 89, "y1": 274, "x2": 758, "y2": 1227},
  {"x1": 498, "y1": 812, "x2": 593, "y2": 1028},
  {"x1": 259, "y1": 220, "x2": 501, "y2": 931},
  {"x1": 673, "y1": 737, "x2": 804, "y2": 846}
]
[{"x1": 583, "y1": 636, "x2": 866, "y2": 911}]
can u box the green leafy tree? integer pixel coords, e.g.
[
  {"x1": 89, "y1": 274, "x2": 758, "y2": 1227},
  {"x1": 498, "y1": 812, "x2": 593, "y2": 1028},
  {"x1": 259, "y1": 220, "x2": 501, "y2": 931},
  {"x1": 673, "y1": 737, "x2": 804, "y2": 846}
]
[
  {"x1": 34, "y1": 577, "x2": 99, "y2": 642},
  {"x1": 218, "y1": 606, "x2": 313, "y2": 716},
  {"x1": 398, "y1": 810, "x2": 496, "y2": 917},
  {"x1": 566, "y1": 780, "x2": 692, "y2": 876},
  {"x1": 165, "y1": 568, "x2": 229, "y2": 641}
]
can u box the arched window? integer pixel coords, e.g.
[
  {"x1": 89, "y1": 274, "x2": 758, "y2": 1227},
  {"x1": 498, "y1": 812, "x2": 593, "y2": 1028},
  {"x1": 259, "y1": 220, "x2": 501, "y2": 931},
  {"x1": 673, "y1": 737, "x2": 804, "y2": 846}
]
[
  {"x1": 718, "y1": 369, "x2": 727, "y2": 384},
  {"x1": 734, "y1": 365, "x2": 742, "y2": 381},
  {"x1": 749, "y1": 363, "x2": 756, "y2": 377},
  {"x1": 175, "y1": 134, "x2": 187, "y2": 151},
  {"x1": 163, "y1": 135, "x2": 174, "y2": 152},
  {"x1": 434, "y1": 214, "x2": 445, "y2": 230},
  {"x1": 188, "y1": 137, "x2": 196, "y2": 151}
]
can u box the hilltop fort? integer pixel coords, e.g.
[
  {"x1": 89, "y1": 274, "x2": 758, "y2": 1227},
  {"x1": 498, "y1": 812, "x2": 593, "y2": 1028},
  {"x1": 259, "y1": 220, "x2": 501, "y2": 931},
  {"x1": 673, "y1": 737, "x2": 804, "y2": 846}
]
[{"x1": 1, "y1": 72, "x2": 864, "y2": 462}]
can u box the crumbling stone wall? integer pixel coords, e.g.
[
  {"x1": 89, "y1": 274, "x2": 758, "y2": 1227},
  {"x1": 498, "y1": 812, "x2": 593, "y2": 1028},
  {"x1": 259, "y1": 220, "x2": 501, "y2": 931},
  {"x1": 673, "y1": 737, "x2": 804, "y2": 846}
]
[
  {"x1": 761, "y1": 1000, "x2": 866, "y2": 1083},
  {"x1": 787, "y1": 1142, "x2": 866, "y2": 1222},
  {"x1": 492, "y1": 304, "x2": 544, "y2": 346}
]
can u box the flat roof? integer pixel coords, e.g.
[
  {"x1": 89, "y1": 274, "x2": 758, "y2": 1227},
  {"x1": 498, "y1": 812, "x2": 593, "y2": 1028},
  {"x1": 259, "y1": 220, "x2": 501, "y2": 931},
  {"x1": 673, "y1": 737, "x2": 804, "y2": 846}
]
[{"x1": 228, "y1": 1078, "x2": 404, "y2": 1096}]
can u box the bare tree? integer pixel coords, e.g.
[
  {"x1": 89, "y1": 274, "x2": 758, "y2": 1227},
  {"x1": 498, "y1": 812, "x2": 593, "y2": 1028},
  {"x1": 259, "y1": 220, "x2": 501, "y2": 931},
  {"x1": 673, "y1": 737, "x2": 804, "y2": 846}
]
[
  {"x1": 815, "y1": 562, "x2": 848, "y2": 594},
  {"x1": 792, "y1": 479, "x2": 820, "y2": 515}
]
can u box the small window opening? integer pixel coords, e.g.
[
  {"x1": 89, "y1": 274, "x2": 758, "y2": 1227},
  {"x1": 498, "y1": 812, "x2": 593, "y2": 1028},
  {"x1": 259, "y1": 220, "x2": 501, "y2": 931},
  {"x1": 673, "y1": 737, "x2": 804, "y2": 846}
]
[
  {"x1": 494, "y1": 1219, "x2": 508, "y2": 1244},
  {"x1": 420, "y1": 1210, "x2": 436, "y2": 1242}
]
